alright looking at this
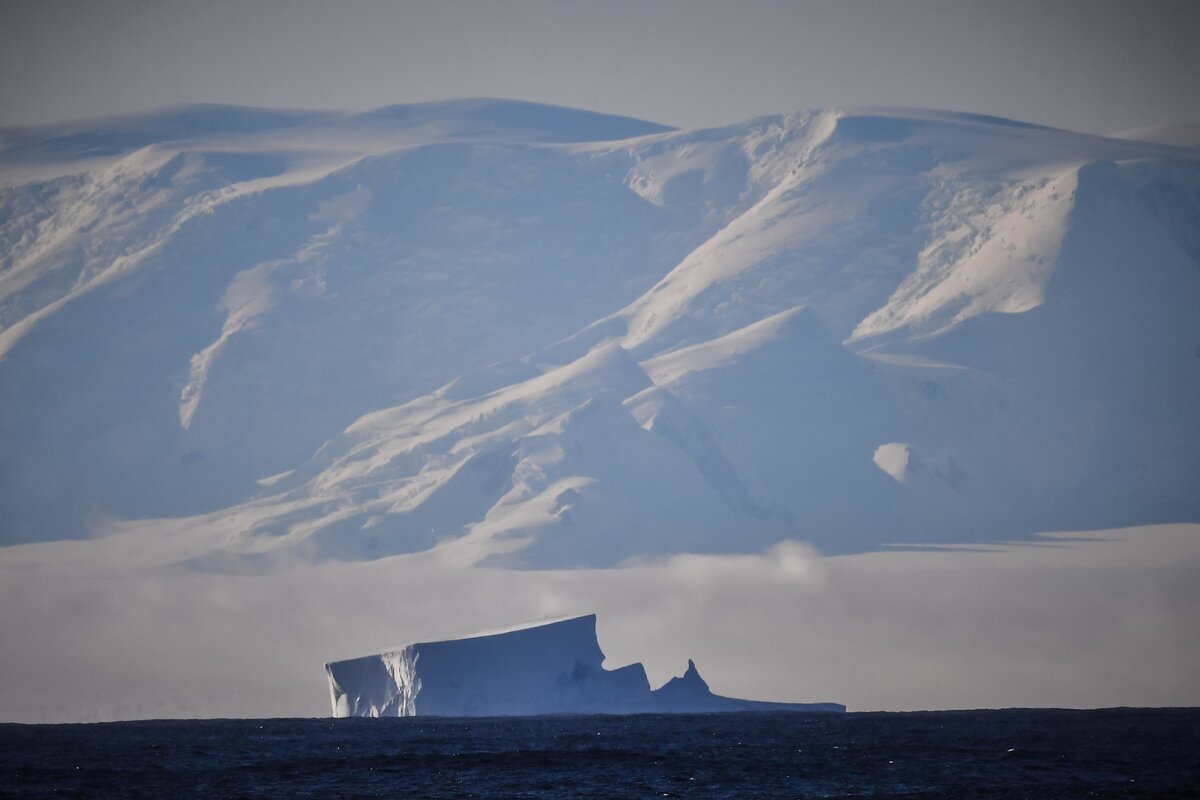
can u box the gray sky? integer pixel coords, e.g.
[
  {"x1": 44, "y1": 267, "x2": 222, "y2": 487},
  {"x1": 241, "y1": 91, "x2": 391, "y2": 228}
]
[{"x1": 2, "y1": 0, "x2": 1198, "y2": 134}]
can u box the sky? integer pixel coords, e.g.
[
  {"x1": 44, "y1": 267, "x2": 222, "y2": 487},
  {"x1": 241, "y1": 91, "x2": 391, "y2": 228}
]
[{"x1": 2, "y1": 0, "x2": 1199, "y2": 134}]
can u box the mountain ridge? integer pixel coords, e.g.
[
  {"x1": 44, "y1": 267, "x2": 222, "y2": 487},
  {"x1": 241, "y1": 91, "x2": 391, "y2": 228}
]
[{"x1": 1, "y1": 100, "x2": 1197, "y2": 566}]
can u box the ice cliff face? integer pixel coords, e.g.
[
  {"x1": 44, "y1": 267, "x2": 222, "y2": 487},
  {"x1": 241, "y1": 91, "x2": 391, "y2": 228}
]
[
  {"x1": 325, "y1": 614, "x2": 845, "y2": 717},
  {"x1": 2, "y1": 100, "x2": 1199, "y2": 565}
]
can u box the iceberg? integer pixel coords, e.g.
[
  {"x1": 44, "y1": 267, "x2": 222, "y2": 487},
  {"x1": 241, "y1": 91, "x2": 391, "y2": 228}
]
[{"x1": 325, "y1": 614, "x2": 845, "y2": 717}]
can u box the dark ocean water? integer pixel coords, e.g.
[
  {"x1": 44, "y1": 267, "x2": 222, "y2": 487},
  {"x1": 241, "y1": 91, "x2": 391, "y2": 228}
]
[{"x1": 2, "y1": 708, "x2": 1198, "y2": 799}]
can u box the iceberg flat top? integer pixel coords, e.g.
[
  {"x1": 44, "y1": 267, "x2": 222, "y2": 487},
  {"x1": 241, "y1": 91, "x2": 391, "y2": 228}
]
[{"x1": 337, "y1": 613, "x2": 596, "y2": 660}]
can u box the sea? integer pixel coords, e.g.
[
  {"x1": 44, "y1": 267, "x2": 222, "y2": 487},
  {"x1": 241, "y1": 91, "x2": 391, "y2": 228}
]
[{"x1": 2, "y1": 708, "x2": 1198, "y2": 798}]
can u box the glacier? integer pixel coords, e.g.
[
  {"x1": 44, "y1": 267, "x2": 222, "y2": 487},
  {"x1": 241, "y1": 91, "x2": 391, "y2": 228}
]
[
  {"x1": 325, "y1": 614, "x2": 845, "y2": 717},
  {"x1": 1, "y1": 99, "x2": 1198, "y2": 566}
]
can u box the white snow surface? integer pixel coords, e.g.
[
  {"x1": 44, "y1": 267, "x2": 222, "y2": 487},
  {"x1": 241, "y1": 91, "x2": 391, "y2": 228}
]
[
  {"x1": 873, "y1": 443, "x2": 912, "y2": 484},
  {"x1": 2, "y1": 100, "x2": 1199, "y2": 566}
]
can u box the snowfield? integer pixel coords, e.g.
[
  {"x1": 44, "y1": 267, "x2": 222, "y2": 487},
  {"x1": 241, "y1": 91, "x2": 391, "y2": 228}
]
[{"x1": 1, "y1": 99, "x2": 1198, "y2": 568}]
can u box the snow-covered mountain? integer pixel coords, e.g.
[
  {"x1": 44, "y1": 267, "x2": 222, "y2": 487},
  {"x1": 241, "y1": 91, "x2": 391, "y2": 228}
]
[{"x1": 2, "y1": 99, "x2": 1198, "y2": 567}]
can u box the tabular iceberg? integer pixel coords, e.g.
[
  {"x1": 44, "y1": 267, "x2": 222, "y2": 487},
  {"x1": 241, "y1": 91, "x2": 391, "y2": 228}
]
[{"x1": 325, "y1": 614, "x2": 844, "y2": 717}]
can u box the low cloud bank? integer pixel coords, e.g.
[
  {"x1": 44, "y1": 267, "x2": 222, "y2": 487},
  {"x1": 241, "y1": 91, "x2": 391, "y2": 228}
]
[{"x1": 1, "y1": 526, "x2": 1198, "y2": 722}]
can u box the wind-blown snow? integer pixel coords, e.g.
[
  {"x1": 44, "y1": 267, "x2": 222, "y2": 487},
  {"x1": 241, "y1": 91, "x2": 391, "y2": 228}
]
[
  {"x1": 849, "y1": 169, "x2": 1078, "y2": 341},
  {"x1": 180, "y1": 262, "x2": 276, "y2": 428}
]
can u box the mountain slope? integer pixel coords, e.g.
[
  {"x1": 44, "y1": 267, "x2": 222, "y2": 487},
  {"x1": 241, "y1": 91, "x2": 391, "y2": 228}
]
[{"x1": 1, "y1": 100, "x2": 1197, "y2": 566}]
